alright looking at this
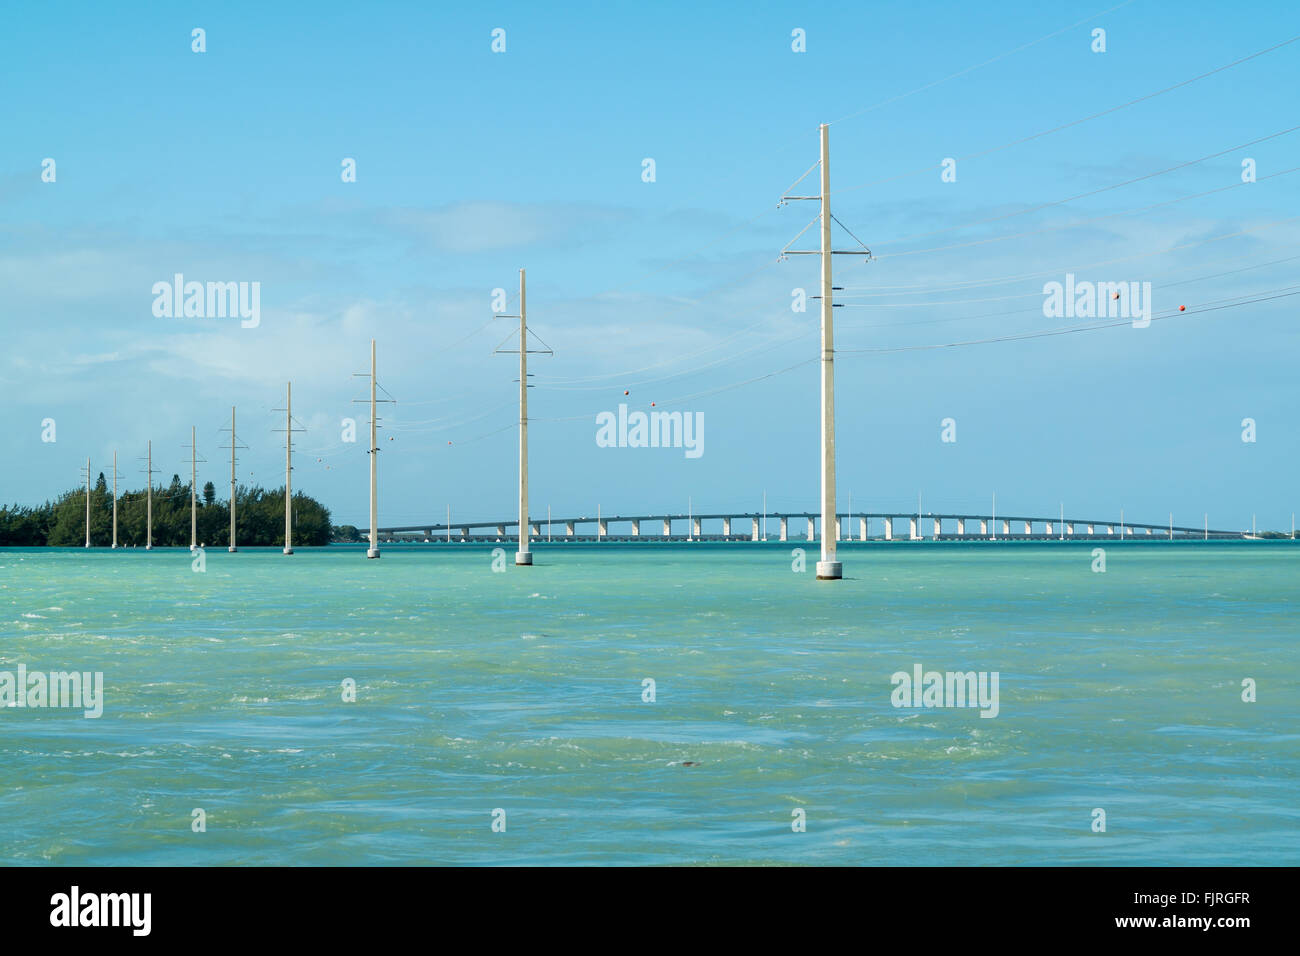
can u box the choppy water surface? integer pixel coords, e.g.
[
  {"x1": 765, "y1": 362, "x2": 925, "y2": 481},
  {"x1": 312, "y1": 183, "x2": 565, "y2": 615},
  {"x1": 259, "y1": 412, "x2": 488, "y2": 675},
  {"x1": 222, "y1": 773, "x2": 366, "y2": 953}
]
[{"x1": 1, "y1": 542, "x2": 1296, "y2": 865}]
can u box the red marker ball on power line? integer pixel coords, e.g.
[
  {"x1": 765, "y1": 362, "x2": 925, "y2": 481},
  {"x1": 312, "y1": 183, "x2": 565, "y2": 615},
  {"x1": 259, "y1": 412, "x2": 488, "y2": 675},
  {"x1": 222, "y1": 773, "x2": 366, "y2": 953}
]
[
  {"x1": 651, "y1": 402, "x2": 656, "y2": 407},
  {"x1": 624, "y1": 390, "x2": 629, "y2": 395},
  {"x1": 1179, "y1": 305, "x2": 1186, "y2": 311}
]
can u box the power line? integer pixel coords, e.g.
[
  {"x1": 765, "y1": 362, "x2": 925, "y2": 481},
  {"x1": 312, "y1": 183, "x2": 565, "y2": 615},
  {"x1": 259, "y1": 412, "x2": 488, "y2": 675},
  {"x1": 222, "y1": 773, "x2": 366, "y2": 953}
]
[
  {"x1": 826, "y1": 0, "x2": 1141, "y2": 126},
  {"x1": 833, "y1": 33, "x2": 1300, "y2": 196}
]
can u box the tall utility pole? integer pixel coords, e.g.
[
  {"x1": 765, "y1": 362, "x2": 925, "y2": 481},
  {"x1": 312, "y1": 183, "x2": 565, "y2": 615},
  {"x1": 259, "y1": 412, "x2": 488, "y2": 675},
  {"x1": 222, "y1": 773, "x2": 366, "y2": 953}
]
[
  {"x1": 780, "y1": 123, "x2": 870, "y2": 579},
  {"x1": 518, "y1": 269, "x2": 529, "y2": 566},
  {"x1": 354, "y1": 339, "x2": 394, "y2": 559},
  {"x1": 191, "y1": 427, "x2": 198, "y2": 549},
  {"x1": 139, "y1": 441, "x2": 156, "y2": 550},
  {"x1": 83, "y1": 457, "x2": 91, "y2": 548},
  {"x1": 816, "y1": 124, "x2": 839, "y2": 578},
  {"x1": 111, "y1": 451, "x2": 119, "y2": 549},
  {"x1": 273, "y1": 383, "x2": 305, "y2": 555},
  {"x1": 184, "y1": 426, "x2": 206, "y2": 551},
  {"x1": 494, "y1": 269, "x2": 552, "y2": 566},
  {"x1": 220, "y1": 406, "x2": 246, "y2": 552}
]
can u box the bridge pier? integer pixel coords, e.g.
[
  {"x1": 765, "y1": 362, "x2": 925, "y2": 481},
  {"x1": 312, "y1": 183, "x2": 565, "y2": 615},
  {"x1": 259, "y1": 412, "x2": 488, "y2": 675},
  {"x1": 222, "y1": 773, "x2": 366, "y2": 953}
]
[
  {"x1": 530, "y1": 522, "x2": 541, "y2": 537},
  {"x1": 752, "y1": 517, "x2": 760, "y2": 541},
  {"x1": 1045, "y1": 521, "x2": 1054, "y2": 536},
  {"x1": 598, "y1": 518, "x2": 607, "y2": 539},
  {"x1": 565, "y1": 521, "x2": 575, "y2": 537},
  {"x1": 1023, "y1": 520, "x2": 1032, "y2": 536},
  {"x1": 979, "y1": 519, "x2": 988, "y2": 536},
  {"x1": 933, "y1": 517, "x2": 942, "y2": 538},
  {"x1": 957, "y1": 518, "x2": 965, "y2": 536},
  {"x1": 460, "y1": 526, "x2": 469, "y2": 540},
  {"x1": 779, "y1": 516, "x2": 788, "y2": 541},
  {"x1": 859, "y1": 517, "x2": 868, "y2": 541},
  {"x1": 631, "y1": 519, "x2": 640, "y2": 537},
  {"x1": 807, "y1": 517, "x2": 815, "y2": 542},
  {"x1": 909, "y1": 517, "x2": 919, "y2": 540},
  {"x1": 692, "y1": 516, "x2": 701, "y2": 538},
  {"x1": 1087, "y1": 524, "x2": 1095, "y2": 535},
  {"x1": 1001, "y1": 519, "x2": 1010, "y2": 536},
  {"x1": 663, "y1": 518, "x2": 671, "y2": 537},
  {"x1": 884, "y1": 516, "x2": 893, "y2": 540},
  {"x1": 1066, "y1": 522, "x2": 1074, "y2": 536},
  {"x1": 723, "y1": 517, "x2": 731, "y2": 538},
  {"x1": 835, "y1": 517, "x2": 841, "y2": 540},
  {"x1": 496, "y1": 525, "x2": 506, "y2": 539}
]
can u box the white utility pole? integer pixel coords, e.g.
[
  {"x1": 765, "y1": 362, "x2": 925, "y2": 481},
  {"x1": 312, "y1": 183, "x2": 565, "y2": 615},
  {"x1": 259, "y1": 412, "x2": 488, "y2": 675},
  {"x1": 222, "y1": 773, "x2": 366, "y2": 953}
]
[
  {"x1": 494, "y1": 269, "x2": 550, "y2": 565},
  {"x1": 112, "y1": 451, "x2": 118, "y2": 549},
  {"x1": 192, "y1": 427, "x2": 198, "y2": 549},
  {"x1": 274, "y1": 383, "x2": 304, "y2": 555},
  {"x1": 369, "y1": 343, "x2": 378, "y2": 558},
  {"x1": 284, "y1": 385, "x2": 293, "y2": 554},
  {"x1": 518, "y1": 269, "x2": 530, "y2": 564},
  {"x1": 226, "y1": 407, "x2": 240, "y2": 552},
  {"x1": 184, "y1": 426, "x2": 206, "y2": 551},
  {"x1": 353, "y1": 340, "x2": 393, "y2": 559},
  {"x1": 84, "y1": 457, "x2": 91, "y2": 548},
  {"x1": 145, "y1": 441, "x2": 154, "y2": 550},
  {"x1": 816, "y1": 125, "x2": 839, "y2": 578},
  {"x1": 779, "y1": 124, "x2": 870, "y2": 578}
]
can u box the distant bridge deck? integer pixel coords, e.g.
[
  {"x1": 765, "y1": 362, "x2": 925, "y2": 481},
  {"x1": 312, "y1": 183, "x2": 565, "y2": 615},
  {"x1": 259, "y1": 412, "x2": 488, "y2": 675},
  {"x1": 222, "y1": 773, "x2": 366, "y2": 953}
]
[{"x1": 373, "y1": 512, "x2": 1244, "y2": 543}]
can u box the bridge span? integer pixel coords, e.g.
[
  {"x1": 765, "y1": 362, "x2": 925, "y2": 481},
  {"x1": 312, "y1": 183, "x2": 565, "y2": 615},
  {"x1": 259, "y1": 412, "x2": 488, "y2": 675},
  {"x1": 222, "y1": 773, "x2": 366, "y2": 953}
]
[{"x1": 373, "y1": 512, "x2": 1244, "y2": 544}]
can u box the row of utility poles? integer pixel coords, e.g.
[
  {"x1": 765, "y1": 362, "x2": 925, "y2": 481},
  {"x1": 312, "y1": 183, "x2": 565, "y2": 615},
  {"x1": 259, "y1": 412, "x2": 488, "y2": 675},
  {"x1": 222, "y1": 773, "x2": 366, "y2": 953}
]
[{"x1": 70, "y1": 124, "x2": 851, "y2": 563}]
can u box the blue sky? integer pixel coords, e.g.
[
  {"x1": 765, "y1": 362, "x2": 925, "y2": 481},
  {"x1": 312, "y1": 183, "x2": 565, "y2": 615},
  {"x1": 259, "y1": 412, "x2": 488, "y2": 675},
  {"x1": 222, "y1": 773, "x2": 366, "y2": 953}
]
[{"x1": 3, "y1": 0, "x2": 1299, "y2": 531}]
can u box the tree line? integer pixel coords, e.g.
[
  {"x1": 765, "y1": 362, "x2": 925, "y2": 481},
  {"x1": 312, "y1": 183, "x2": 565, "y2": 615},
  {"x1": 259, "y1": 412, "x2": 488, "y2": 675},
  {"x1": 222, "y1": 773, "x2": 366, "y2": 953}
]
[{"x1": 0, "y1": 475, "x2": 333, "y2": 547}]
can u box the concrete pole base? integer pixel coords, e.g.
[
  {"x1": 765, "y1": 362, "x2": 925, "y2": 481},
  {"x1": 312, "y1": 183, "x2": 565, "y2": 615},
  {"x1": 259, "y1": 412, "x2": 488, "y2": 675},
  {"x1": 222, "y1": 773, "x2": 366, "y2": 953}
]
[
  {"x1": 283, "y1": 547, "x2": 293, "y2": 555},
  {"x1": 366, "y1": 549, "x2": 380, "y2": 559},
  {"x1": 515, "y1": 551, "x2": 533, "y2": 565},
  {"x1": 815, "y1": 560, "x2": 843, "y2": 580},
  {"x1": 228, "y1": 546, "x2": 237, "y2": 553},
  {"x1": 145, "y1": 545, "x2": 152, "y2": 551}
]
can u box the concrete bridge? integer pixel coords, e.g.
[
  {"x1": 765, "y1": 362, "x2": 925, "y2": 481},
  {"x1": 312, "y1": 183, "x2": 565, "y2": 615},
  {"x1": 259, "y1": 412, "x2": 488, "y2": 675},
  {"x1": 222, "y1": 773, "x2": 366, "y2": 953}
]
[{"x1": 375, "y1": 512, "x2": 1244, "y2": 543}]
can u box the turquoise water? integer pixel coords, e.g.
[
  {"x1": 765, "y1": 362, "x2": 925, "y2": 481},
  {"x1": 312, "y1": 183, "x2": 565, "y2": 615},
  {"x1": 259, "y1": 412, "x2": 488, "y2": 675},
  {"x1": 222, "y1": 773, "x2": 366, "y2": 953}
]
[{"x1": 1, "y1": 542, "x2": 1296, "y2": 866}]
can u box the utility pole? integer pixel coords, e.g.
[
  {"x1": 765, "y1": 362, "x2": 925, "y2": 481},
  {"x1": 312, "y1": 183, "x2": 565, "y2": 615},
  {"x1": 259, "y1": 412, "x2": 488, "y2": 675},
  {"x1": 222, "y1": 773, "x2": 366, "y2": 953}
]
[
  {"x1": 494, "y1": 269, "x2": 551, "y2": 566},
  {"x1": 992, "y1": 491, "x2": 997, "y2": 541},
  {"x1": 273, "y1": 383, "x2": 305, "y2": 555},
  {"x1": 82, "y1": 457, "x2": 91, "y2": 548},
  {"x1": 184, "y1": 426, "x2": 206, "y2": 551},
  {"x1": 219, "y1": 406, "x2": 245, "y2": 552},
  {"x1": 780, "y1": 123, "x2": 870, "y2": 579},
  {"x1": 139, "y1": 441, "x2": 156, "y2": 550},
  {"x1": 111, "y1": 451, "x2": 119, "y2": 549},
  {"x1": 354, "y1": 340, "x2": 394, "y2": 559}
]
